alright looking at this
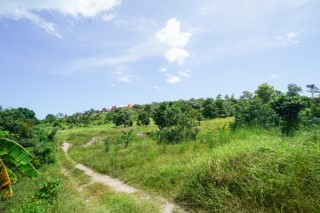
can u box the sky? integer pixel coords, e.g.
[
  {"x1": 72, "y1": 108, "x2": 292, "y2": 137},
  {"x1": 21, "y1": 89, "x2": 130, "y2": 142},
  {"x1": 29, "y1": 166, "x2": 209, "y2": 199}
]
[{"x1": 0, "y1": 0, "x2": 319, "y2": 118}]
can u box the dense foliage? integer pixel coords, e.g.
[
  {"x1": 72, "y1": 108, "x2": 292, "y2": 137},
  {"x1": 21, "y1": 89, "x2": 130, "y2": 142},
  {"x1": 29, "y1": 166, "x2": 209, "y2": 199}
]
[
  {"x1": 152, "y1": 101, "x2": 200, "y2": 144},
  {"x1": 1, "y1": 82, "x2": 319, "y2": 212},
  {"x1": 0, "y1": 108, "x2": 57, "y2": 168},
  {"x1": 231, "y1": 83, "x2": 319, "y2": 135}
]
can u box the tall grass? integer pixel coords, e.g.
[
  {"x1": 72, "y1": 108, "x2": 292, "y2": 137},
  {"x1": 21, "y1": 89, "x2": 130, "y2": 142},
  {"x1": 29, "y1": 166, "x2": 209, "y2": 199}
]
[
  {"x1": 57, "y1": 118, "x2": 319, "y2": 212},
  {"x1": 177, "y1": 130, "x2": 320, "y2": 212}
]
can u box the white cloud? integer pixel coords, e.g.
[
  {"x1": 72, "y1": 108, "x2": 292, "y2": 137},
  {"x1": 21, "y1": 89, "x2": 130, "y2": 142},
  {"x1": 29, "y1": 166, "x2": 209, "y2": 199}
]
[
  {"x1": 178, "y1": 70, "x2": 191, "y2": 78},
  {"x1": 0, "y1": 0, "x2": 121, "y2": 18},
  {"x1": 0, "y1": 0, "x2": 121, "y2": 37},
  {"x1": 155, "y1": 18, "x2": 191, "y2": 48},
  {"x1": 153, "y1": 86, "x2": 162, "y2": 91},
  {"x1": 164, "y1": 70, "x2": 192, "y2": 84},
  {"x1": 193, "y1": 1, "x2": 312, "y2": 62},
  {"x1": 15, "y1": 9, "x2": 62, "y2": 39},
  {"x1": 64, "y1": 39, "x2": 162, "y2": 74},
  {"x1": 114, "y1": 70, "x2": 133, "y2": 83},
  {"x1": 164, "y1": 47, "x2": 189, "y2": 64},
  {"x1": 200, "y1": 7, "x2": 208, "y2": 15},
  {"x1": 203, "y1": 31, "x2": 305, "y2": 62},
  {"x1": 276, "y1": 32, "x2": 301, "y2": 45},
  {"x1": 159, "y1": 68, "x2": 167, "y2": 73},
  {"x1": 102, "y1": 13, "x2": 116, "y2": 22},
  {"x1": 156, "y1": 18, "x2": 191, "y2": 64},
  {"x1": 166, "y1": 75, "x2": 181, "y2": 84},
  {"x1": 271, "y1": 74, "x2": 278, "y2": 78}
]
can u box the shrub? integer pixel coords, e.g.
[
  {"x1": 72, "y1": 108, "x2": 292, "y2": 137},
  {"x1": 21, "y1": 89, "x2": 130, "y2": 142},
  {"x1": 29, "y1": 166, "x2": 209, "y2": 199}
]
[
  {"x1": 36, "y1": 179, "x2": 62, "y2": 204},
  {"x1": 117, "y1": 129, "x2": 134, "y2": 148},
  {"x1": 152, "y1": 102, "x2": 199, "y2": 144},
  {"x1": 271, "y1": 94, "x2": 307, "y2": 136},
  {"x1": 112, "y1": 109, "x2": 133, "y2": 127}
]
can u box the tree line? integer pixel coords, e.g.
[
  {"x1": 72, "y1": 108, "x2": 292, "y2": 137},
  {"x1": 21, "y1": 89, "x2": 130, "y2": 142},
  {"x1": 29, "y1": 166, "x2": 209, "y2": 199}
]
[
  {"x1": 1, "y1": 83, "x2": 319, "y2": 200},
  {"x1": 41, "y1": 83, "x2": 320, "y2": 141}
]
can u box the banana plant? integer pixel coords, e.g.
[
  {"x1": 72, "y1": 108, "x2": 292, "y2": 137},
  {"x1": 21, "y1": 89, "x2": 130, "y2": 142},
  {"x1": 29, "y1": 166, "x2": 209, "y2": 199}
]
[{"x1": 0, "y1": 138, "x2": 39, "y2": 201}]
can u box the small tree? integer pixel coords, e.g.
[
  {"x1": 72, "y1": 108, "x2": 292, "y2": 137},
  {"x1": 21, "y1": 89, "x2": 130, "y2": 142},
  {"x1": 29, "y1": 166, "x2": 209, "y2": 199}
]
[
  {"x1": 202, "y1": 98, "x2": 217, "y2": 119},
  {"x1": 255, "y1": 83, "x2": 276, "y2": 104},
  {"x1": 118, "y1": 129, "x2": 134, "y2": 148},
  {"x1": 287, "y1": 83, "x2": 302, "y2": 97},
  {"x1": 271, "y1": 93, "x2": 306, "y2": 136},
  {"x1": 152, "y1": 102, "x2": 199, "y2": 144},
  {"x1": 112, "y1": 109, "x2": 133, "y2": 127},
  {"x1": 137, "y1": 110, "x2": 150, "y2": 126},
  {"x1": 306, "y1": 84, "x2": 320, "y2": 98}
]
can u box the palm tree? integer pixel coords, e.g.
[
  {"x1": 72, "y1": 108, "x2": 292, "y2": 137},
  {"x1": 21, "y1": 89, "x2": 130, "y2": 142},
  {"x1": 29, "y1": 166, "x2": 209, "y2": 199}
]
[{"x1": 0, "y1": 138, "x2": 39, "y2": 201}]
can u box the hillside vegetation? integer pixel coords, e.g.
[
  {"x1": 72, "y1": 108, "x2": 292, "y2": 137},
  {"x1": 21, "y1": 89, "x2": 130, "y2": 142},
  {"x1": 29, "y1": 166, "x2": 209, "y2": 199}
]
[
  {"x1": 1, "y1": 83, "x2": 319, "y2": 212},
  {"x1": 57, "y1": 119, "x2": 319, "y2": 212}
]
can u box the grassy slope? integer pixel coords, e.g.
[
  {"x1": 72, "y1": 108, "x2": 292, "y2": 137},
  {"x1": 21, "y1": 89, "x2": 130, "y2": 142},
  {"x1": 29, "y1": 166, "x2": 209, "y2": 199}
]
[
  {"x1": 0, "y1": 125, "x2": 161, "y2": 213},
  {"x1": 60, "y1": 118, "x2": 320, "y2": 212},
  {"x1": 1, "y1": 118, "x2": 319, "y2": 212}
]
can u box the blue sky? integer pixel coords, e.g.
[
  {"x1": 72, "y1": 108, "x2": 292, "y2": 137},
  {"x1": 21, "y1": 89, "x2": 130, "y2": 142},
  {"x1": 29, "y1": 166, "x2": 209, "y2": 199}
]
[{"x1": 1, "y1": 0, "x2": 319, "y2": 118}]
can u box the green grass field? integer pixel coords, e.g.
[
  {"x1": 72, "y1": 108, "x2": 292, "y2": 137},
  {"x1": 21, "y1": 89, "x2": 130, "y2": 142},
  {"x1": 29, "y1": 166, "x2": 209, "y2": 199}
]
[{"x1": 1, "y1": 118, "x2": 319, "y2": 212}]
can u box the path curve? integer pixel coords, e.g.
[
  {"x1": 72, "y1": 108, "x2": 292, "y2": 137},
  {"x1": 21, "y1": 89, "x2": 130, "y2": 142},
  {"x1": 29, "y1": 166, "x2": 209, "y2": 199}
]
[
  {"x1": 75, "y1": 163, "x2": 137, "y2": 194},
  {"x1": 61, "y1": 142, "x2": 185, "y2": 213},
  {"x1": 83, "y1": 137, "x2": 100, "y2": 148}
]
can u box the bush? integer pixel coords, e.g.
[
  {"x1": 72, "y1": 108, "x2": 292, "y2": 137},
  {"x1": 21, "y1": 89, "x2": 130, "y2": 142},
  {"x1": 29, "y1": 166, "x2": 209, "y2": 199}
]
[
  {"x1": 36, "y1": 179, "x2": 62, "y2": 204},
  {"x1": 271, "y1": 94, "x2": 307, "y2": 136},
  {"x1": 112, "y1": 109, "x2": 133, "y2": 127},
  {"x1": 117, "y1": 129, "x2": 134, "y2": 148},
  {"x1": 137, "y1": 111, "x2": 150, "y2": 126},
  {"x1": 153, "y1": 102, "x2": 199, "y2": 144}
]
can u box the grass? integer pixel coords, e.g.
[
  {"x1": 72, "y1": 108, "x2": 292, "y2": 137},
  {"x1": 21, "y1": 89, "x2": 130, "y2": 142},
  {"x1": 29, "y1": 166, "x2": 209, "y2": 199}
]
[
  {"x1": 0, "y1": 124, "x2": 162, "y2": 213},
  {"x1": 59, "y1": 118, "x2": 320, "y2": 212},
  {"x1": 177, "y1": 131, "x2": 320, "y2": 212},
  {"x1": 1, "y1": 118, "x2": 319, "y2": 212}
]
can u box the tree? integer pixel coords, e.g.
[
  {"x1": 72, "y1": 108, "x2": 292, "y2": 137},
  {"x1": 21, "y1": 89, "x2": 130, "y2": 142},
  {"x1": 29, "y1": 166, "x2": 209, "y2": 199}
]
[
  {"x1": 45, "y1": 114, "x2": 57, "y2": 123},
  {"x1": 152, "y1": 102, "x2": 169, "y2": 129},
  {"x1": 215, "y1": 95, "x2": 227, "y2": 117},
  {"x1": 112, "y1": 109, "x2": 133, "y2": 127},
  {"x1": 306, "y1": 84, "x2": 320, "y2": 98},
  {"x1": 202, "y1": 98, "x2": 217, "y2": 119},
  {"x1": 231, "y1": 96, "x2": 277, "y2": 129},
  {"x1": 0, "y1": 108, "x2": 35, "y2": 139},
  {"x1": 0, "y1": 138, "x2": 39, "y2": 200},
  {"x1": 271, "y1": 93, "x2": 306, "y2": 136},
  {"x1": 137, "y1": 110, "x2": 150, "y2": 125},
  {"x1": 255, "y1": 83, "x2": 275, "y2": 104},
  {"x1": 287, "y1": 83, "x2": 302, "y2": 97},
  {"x1": 152, "y1": 102, "x2": 199, "y2": 144},
  {"x1": 240, "y1": 91, "x2": 253, "y2": 100}
]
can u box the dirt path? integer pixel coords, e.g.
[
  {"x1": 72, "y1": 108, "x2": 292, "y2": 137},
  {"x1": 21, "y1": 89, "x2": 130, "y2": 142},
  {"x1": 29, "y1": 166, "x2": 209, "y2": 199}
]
[
  {"x1": 75, "y1": 163, "x2": 137, "y2": 193},
  {"x1": 83, "y1": 137, "x2": 100, "y2": 147},
  {"x1": 61, "y1": 142, "x2": 185, "y2": 213}
]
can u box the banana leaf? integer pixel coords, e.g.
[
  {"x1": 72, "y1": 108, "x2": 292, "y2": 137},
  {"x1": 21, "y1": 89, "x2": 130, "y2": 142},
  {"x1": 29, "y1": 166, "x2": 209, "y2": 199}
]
[
  {"x1": 6, "y1": 168, "x2": 17, "y2": 184},
  {"x1": 18, "y1": 163, "x2": 39, "y2": 179},
  {"x1": 0, "y1": 159, "x2": 13, "y2": 201},
  {"x1": 0, "y1": 138, "x2": 39, "y2": 201},
  {"x1": 0, "y1": 138, "x2": 33, "y2": 164}
]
